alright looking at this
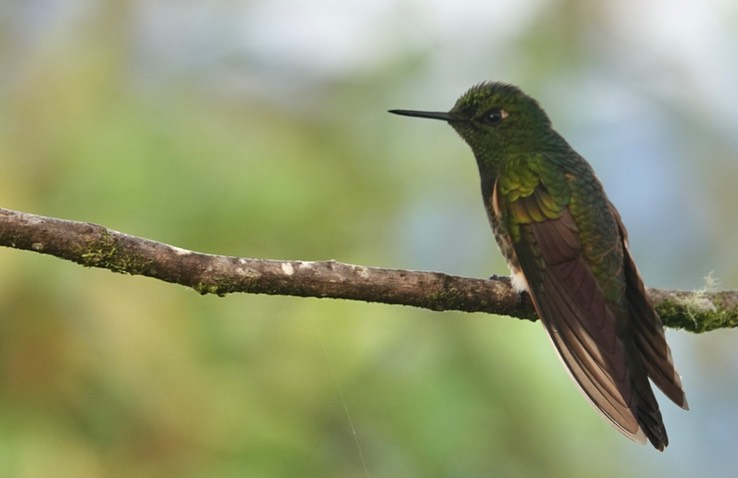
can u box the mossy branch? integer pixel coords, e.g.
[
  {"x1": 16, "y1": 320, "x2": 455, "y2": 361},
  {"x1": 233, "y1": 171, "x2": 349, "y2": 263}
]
[{"x1": 0, "y1": 207, "x2": 735, "y2": 333}]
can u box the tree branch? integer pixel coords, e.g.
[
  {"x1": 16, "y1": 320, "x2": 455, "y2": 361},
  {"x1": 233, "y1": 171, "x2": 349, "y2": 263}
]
[{"x1": 0, "y1": 207, "x2": 735, "y2": 333}]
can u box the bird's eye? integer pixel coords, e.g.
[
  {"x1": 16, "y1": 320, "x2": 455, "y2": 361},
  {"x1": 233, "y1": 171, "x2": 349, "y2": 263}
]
[{"x1": 481, "y1": 109, "x2": 506, "y2": 125}]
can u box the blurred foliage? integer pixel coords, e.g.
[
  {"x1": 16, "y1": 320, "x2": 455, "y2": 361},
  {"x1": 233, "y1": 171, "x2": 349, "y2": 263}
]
[{"x1": 1, "y1": 1, "x2": 738, "y2": 477}]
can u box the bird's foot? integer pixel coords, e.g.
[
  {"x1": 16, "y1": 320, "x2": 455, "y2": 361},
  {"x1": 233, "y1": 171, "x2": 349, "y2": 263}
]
[{"x1": 488, "y1": 273, "x2": 527, "y2": 305}]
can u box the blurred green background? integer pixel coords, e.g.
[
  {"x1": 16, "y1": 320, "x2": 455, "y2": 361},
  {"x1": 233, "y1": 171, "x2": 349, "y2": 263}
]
[{"x1": 1, "y1": 0, "x2": 738, "y2": 476}]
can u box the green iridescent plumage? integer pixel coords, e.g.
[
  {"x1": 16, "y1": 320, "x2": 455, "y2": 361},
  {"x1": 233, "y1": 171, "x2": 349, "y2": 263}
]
[{"x1": 390, "y1": 81, "x2": 688, "y2": 451}]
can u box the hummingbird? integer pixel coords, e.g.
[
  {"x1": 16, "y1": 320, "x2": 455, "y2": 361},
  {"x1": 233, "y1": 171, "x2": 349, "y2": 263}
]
[{"x1": 389, "y1": 82, "x2": 688, "y2": 450}]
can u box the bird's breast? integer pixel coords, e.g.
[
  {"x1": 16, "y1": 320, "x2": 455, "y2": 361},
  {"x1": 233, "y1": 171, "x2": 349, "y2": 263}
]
[{"x1": 485, "y1": 185, "x2": 525, "y2": 290}]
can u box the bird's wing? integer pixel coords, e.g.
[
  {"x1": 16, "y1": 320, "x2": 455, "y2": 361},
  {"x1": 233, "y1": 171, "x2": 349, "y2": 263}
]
[
  {"x1": 610, "y1": 203, "x2": 688, "y2": 409},
  {"x1": 496, "y1": 178, "x2": 647, "y2": 442}
]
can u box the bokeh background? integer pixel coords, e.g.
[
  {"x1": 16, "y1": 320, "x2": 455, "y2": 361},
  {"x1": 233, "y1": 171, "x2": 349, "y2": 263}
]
[{"x1": 1, "y1": 0, "x2": 738, "y2": 476}]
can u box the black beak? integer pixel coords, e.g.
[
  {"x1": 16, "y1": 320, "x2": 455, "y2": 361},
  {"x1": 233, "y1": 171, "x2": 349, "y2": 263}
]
[{"x1": 388, "y1": 109, "x2": 455, "y2": 122}]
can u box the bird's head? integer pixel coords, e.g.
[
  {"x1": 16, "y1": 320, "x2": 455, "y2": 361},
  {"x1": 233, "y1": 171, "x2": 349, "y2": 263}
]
[{"x1": 390, "y1": 82, "x2": 554, "y2": 167}]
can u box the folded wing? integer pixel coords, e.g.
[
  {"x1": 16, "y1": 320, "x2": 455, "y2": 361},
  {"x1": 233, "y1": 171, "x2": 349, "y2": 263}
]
[{"x1": 498, "y1": 181, "x2": 672, "y2": 449}]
